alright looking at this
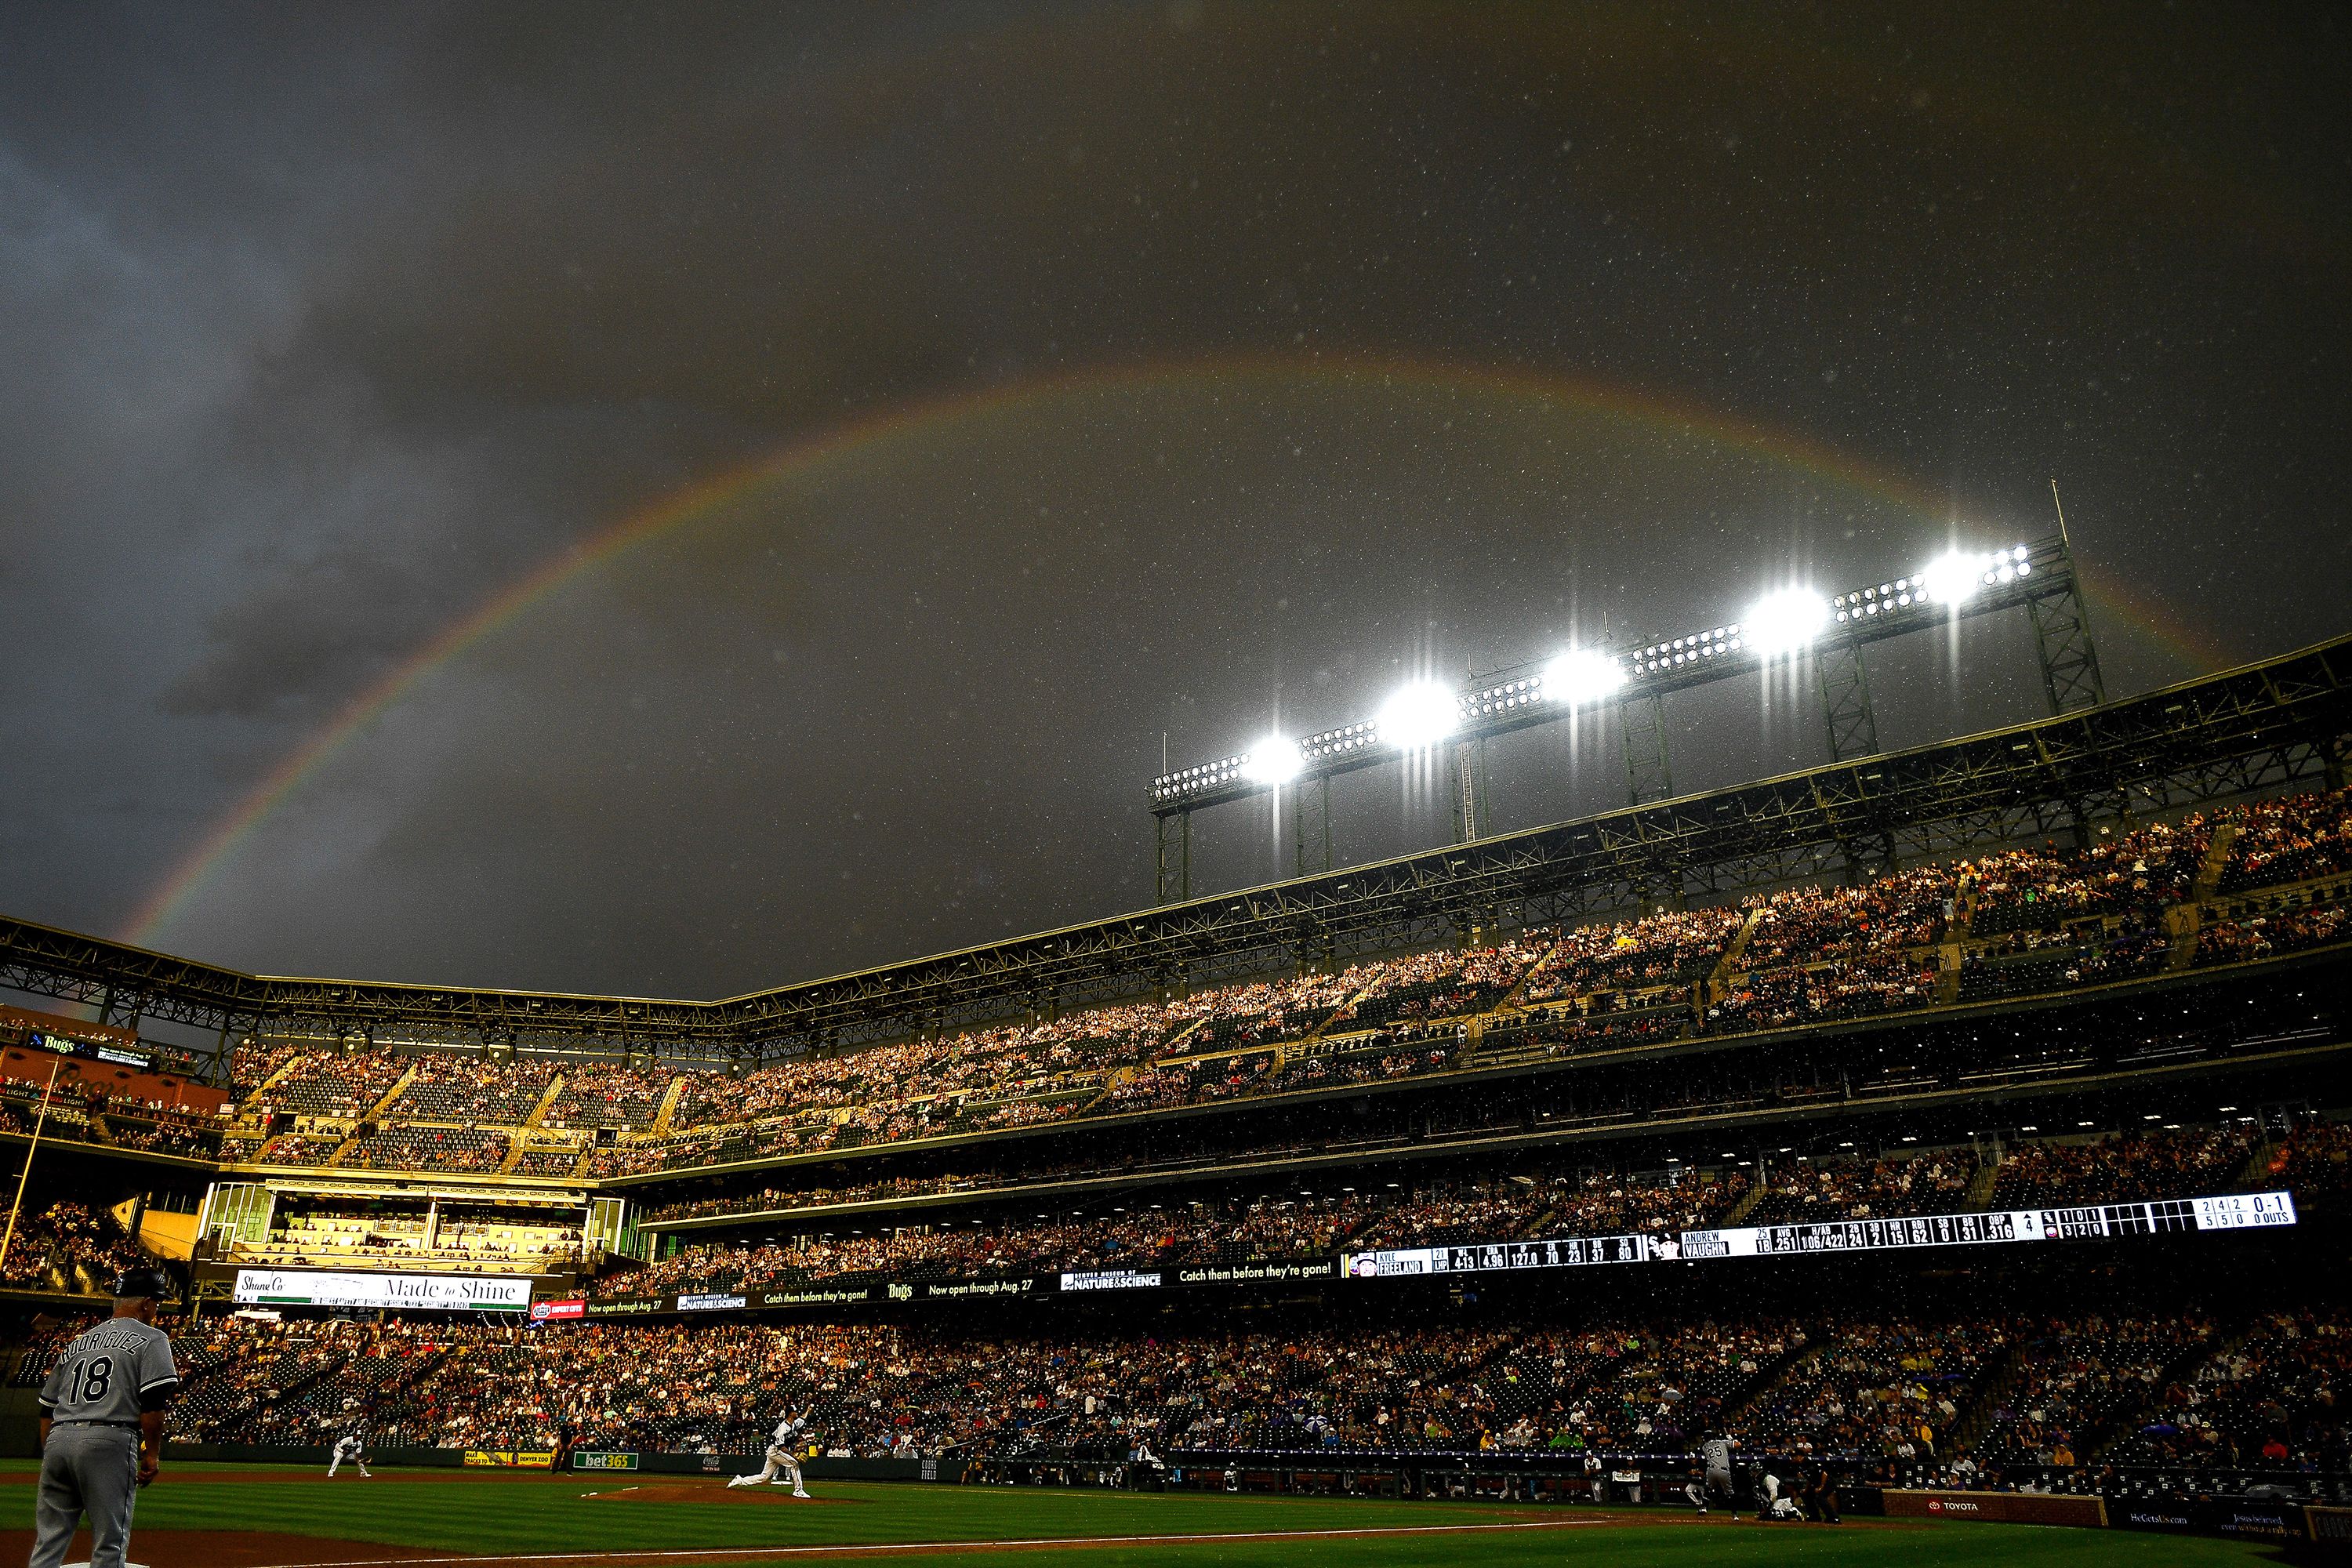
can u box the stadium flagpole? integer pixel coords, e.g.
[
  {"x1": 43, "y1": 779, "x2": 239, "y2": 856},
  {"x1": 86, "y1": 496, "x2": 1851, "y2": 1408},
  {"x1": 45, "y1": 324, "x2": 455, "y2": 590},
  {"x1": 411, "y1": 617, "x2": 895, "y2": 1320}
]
[{"x1": 0, "y1": 1059, "x2": 63, "y2": 1274}]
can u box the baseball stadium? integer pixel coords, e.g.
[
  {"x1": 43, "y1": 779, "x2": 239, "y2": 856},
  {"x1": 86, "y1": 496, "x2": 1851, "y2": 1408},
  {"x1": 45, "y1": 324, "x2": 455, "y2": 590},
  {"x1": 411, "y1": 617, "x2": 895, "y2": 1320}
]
[{"x1": 3, "y1": 530, "x2": 2350, "y2": 1566}]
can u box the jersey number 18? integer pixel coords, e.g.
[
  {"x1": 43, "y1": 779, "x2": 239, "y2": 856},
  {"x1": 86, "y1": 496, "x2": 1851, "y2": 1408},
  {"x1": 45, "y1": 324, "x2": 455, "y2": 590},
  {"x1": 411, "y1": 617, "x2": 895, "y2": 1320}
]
[{"x1": 62, "y1": 1357, "x2": 113, "y2": 1404}]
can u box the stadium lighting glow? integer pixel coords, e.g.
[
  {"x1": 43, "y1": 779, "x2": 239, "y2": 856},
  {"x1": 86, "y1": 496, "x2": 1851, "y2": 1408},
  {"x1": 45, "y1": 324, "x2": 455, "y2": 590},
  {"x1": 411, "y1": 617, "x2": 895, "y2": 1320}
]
[
  {"x1": 1543, "y1": 648, "x2": 1625, "y2": 708},
  {"x1": 1240, "y1": 738, "x2": 1304, "y2": 786},
  {"x1": 1744, "y1": 587, "x2": 1830, "y2": 657},
  {"x1": 1836, "y1": 543, "x2": 2031, "y2": 626},
  {"x1": 1921, "y1": 550, "x2": 1987, "y2": 606},
  {"x1": 1376, "y1": 681, "x2": 1460, "y2": 750},
  {"x1": 1157, "y1": 537, "x2": 2059, "y2": 803}
]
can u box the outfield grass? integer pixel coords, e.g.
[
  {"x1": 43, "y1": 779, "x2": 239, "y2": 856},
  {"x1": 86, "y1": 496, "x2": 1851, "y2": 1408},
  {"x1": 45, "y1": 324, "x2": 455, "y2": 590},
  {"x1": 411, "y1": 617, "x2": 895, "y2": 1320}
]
[{"x1": 6, "y1": 1465, "x2": 2297, "y2": 1567}]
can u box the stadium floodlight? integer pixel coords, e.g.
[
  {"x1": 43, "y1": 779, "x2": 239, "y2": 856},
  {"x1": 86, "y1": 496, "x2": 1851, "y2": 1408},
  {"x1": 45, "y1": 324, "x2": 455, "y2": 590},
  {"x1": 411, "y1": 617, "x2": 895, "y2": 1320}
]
[
  {"x1": 1375, "y1": 680, "x2": 1460, "y2": 750},
  {"x1": 1921, "y1": 550, "x2": 1987, "y2": 606},
  {"x1": 1543, "y1": 647, "x2": 1625, "y2": 708},
  {"x1": 1240, "y1": 738, "x2": 1304, "y2": 786},
  {"x1": 1744, "y1": 587, "x2": 1830, "y2": 657},
  {"x1": 1835, "y1": 543, "x2": 2033, "y2": 626}
]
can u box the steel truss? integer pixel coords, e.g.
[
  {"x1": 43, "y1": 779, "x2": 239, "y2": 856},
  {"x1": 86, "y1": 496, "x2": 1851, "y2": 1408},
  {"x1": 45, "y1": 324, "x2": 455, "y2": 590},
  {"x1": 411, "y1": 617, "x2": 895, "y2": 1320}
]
[
  {"x1": 1293, "y1": 775, "x2": 1332, "y2": 879},
  {"x1": 2027, "y1": 571, "x2": 2107, "y2": 715},
  {"x1": 1450, "y1": 736, "x2": 1490, "y2": 844},
  {"x1": 3, "y1": 635, "x2": 2347, "y2": 1064},
  {"x1": 1153, "y1": 809, "x2": 1192, "y2": 905},
  {"x1": 1816, "y1": 641, "x2": 1880, "y2": 763}
]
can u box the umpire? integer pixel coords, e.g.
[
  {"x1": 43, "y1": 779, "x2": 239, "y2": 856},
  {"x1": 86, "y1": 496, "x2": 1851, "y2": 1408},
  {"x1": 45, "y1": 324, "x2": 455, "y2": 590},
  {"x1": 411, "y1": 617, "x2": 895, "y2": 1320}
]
[{"x1": 30, "y1": 1267, "x2": 180, "y2": 1568}]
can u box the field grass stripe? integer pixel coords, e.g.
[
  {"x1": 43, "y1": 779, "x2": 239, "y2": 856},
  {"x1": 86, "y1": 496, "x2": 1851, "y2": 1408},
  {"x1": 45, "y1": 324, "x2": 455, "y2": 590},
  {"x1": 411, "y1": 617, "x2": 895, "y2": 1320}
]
[{"x1": 249, "y1": 1517, "x2": 1612, "y2": 1567}]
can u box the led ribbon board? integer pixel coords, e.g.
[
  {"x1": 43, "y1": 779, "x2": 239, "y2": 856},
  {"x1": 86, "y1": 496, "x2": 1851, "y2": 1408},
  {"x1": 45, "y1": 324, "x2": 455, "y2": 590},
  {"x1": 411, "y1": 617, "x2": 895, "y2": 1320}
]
[
  {"x1": 1686, "y1": 1191, "x2": 2296, "y2": 1258},
  {"x1": 1342, "y1": 1233, "x2": 1657, "y2": 1279},
  {"x1": 1341, "y1": 1192, "x2": 2296, "y2": 1279}
]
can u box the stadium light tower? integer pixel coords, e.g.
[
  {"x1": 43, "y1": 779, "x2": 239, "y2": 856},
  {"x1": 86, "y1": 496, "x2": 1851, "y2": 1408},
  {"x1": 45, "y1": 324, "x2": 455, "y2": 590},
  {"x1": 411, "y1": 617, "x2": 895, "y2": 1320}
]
[
  {"x1": 1375, "y1": 681, "x2": 1461, "y2": 750},
  {"x1": 1148, "y1": 532, "x2": 2106, "y2": 904},
  {"x1": 1544, "y1": 648, "x2": 1625, "y2": 708},
  {"x1": 1744, "y1": 588, "x2": 1830, "y2": 658},
  {"x1": 1240, "y1": 738, "x2": 1304, "y2": 786}
]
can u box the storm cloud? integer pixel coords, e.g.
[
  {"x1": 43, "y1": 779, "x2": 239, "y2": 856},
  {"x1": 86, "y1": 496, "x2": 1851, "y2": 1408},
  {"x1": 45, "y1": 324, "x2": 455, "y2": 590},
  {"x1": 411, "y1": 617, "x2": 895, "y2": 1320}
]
[{"x1": 2, "y1": 2, "x2": 2346, "y2": 1000}]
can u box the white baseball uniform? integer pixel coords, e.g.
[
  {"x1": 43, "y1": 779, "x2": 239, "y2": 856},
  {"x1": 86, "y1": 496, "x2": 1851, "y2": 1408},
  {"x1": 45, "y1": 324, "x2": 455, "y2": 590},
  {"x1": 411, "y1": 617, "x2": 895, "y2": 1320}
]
[
  {"x1": 726, "y1": 1416, "x2": 810, "y2": 1496},
  {"x1": 328, "y1": 1434, "x2": 370, "y2": 1477}
]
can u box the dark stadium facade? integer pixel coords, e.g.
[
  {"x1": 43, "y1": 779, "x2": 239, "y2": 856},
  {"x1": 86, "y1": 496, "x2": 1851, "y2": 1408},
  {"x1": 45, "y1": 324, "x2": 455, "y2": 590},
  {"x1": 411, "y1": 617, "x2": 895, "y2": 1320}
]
[{"x1": 3, "y1": 630, "x2": 2345, "y2": 1066}]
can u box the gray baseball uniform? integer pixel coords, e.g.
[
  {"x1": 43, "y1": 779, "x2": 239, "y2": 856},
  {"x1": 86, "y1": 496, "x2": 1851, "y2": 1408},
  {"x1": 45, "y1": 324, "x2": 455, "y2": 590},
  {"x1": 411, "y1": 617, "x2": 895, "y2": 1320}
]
[
  {"x1": 1698, "y1": 1436, "x2": 1737, "y2": 1511},
  {"x1": 32, "y1": 1317, "x2": 179, "y2": 1568}
]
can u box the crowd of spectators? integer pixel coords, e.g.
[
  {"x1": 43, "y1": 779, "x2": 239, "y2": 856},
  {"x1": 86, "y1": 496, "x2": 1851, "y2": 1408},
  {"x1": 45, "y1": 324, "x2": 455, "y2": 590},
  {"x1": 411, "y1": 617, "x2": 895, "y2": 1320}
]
[
  {"x1": 1325, "y1": 942, "x2": 1548, "y2": 1035},
  {"x1": 1972, "y1": 1315, "x2": 2216, "y2": 1472},
  {"x1": 95, "y1": 1108, "x2": 219, "y2": 1158},
  {"x1": 1968, "y1": 823, "x2": 2201, "y2": 937},
  {"x1": 2111, "y1": 1311, "x2": 2352, "y2": 1471},
  {"x1": 254, "y1": 1133, "x2": 347, "y2": 1165},
  {"x1": 1520, "y1": 909, "x2": 1742, "y2": 1004},
  {"x1": 546, "y1": 1067, "x2": 673, "y2": 1130},
  {"x1": 1708, "y1": 953, "x2": 1940, "y2": 1032},
  {"x1": 1740, "y1": 869, "x2": 1956, "y2": 968},
  {"x1": 1745, "y1": 1147, "x2": 1976, "y2": 1225},
  {"x1": 0, "y1": 1091, "x2": 93, "y2": 1142},
  {"x1": 630, "y1": 1114, "x2": 2352, "y2": 1279},
  {"x1": 618, "y1": 1163, "x2": 1780, "y2": 1299},
  {"x1": 1744, "y1": 1318, "x2": 2005, "y2": 1462},
  {"x1": 391, "y1": 1058, "x2": 559, "y2": 1123},
  {"x1": 1956, "y1": 916, "x2": 2171, "y2": 1000},
  {"x1": 2195, "y1": 906, "x2": 2352, "y2": 967},
  {"x1": 229, "y1": 1207, "x2": 580, "y2": 1274},
  {"x1": 42, "y1": 1298, "x2": 2323, "y2": 1479},
  {"x1": 342, "y1": 1125, "x2": 510, "y2": 1174},
  {"x1": 244, "y1": 1051, "x2": 408, "y2": 1119},
  {"x1": 2220, "y1": 789, "x2": 2352, "y2": 893},
  {"x1": 0, "y1": 1201, "x2": 147, "y2": 1293},
  {"x1": 1990, "y1": 1124, "x2": 2257, "y2": 1208},
  {"x1": 180, "y1": 790, "x2": 2352, "y2": 1182},
  {"x1": 510, "y1": 1145, "x2": 589, "y2": 1178},
  {"x1": 2260, "y1": 1116, "x2": 2352, "y2": 1203}
]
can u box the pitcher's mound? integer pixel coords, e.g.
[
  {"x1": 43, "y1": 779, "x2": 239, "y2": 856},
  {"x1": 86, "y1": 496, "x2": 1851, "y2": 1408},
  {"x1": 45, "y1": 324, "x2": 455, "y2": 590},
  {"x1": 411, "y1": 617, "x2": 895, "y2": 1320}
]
[{"x1": 591, "y1": 1483, "x2": 851, "y2": 1504}]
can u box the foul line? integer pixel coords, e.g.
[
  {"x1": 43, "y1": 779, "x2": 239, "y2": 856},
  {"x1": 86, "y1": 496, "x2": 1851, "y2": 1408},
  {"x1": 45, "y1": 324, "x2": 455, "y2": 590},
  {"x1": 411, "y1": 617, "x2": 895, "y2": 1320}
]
[{"x1": 249, "y1": 1519, "x2": 1610, "y2": 1567}]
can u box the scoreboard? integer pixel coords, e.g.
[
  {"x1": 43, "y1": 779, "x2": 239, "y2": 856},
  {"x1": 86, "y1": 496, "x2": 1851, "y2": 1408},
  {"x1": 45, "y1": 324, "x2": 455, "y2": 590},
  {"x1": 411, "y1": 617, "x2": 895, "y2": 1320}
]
[{"x1": 1341, "y1": 1191, "x2": 2296, "y2": 1280}]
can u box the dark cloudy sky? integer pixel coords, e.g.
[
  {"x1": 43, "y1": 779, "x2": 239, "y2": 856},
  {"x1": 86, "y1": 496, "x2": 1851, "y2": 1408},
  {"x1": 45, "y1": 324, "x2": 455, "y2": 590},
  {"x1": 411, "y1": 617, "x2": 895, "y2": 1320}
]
[{"x1": 2, "y1": 2, "x2": 2347, "y2": 1002}]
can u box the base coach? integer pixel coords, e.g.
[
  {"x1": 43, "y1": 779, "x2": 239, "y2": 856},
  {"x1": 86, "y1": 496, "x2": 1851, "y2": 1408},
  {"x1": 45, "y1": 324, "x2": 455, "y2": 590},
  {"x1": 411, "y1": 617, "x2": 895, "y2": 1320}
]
[{"x1": 30, "y1": 1268, "x2": 179, "y2": 1568}]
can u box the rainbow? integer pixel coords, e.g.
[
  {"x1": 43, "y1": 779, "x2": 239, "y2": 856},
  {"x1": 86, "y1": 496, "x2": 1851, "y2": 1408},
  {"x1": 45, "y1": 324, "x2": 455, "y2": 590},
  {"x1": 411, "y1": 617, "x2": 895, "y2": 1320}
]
[{"x1": 122, "y1": 350, "x2": 2220, "y2": 946}]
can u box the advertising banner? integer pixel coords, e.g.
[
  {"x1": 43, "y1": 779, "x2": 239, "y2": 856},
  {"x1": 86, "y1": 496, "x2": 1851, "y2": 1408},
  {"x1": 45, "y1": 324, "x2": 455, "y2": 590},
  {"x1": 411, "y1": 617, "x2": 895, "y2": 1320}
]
[
  {"x1": 763, "y1": 1286, "x2": 875, "y2": 1307},
  {"x1": 463, "y1": 1450, "x2": 556, "y2": 1468},
  {"x1": 887, "y1": 1277, "x2": 1043, "y2": 1301},
  {"x1": 528, "y1": 1298, "x2": 586, "y2": 1323},
  {"x1": 572, "y1": 1451, "x2": 641, "y2": 1472},
  {"x1": 234, "y1": 1269, "x2": 531, "y2": 1312},
  {"x1": 1174, "y1": 1259, "x2": 1336, "y2": 1287},
  {"x1": 1882, "y1": 1490, "x2": 2108, "y2": 1528},
  {"x1": 1058, "y1": 1270, "x2": 1163, "y2": 1292}
]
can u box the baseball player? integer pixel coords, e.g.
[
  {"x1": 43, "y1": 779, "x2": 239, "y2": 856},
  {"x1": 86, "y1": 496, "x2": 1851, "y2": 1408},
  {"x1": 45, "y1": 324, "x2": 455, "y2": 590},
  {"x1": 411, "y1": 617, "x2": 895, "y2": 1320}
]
[
  {"x1": 31, "y1": 1267, "x2": 180, "y2": 1568},
  {"x1": 1685, "y1": 1431, "x2": 1740, "y2": 1518},
  {"x1": 725, "y1": 1410, "x2": 812, "y2": 1497},
  {"x1": 327, "y1": 1432, "x2": 371, "y2": 1478}
]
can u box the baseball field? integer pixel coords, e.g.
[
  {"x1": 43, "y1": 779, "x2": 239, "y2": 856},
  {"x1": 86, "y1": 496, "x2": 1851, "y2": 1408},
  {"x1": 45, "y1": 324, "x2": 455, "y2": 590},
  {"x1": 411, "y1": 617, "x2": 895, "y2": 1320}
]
[{"x1": 0, "y1": 1465, "x2": 2308, "y2": 1568}]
